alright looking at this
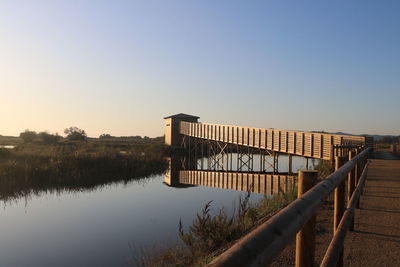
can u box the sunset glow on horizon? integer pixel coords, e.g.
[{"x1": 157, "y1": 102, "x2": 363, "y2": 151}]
[{"x1": 1, "y1": 1, "x2": 399, "y2": 137}]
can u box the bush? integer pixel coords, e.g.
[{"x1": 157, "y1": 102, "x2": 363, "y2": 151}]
[
  {"x1": 20, "y1": 130, "x2": 37, "y2": 143},
  {"x1": 64, "y1": 127, "x2": 87, "y2": 141},
  {"x1": 0, "y1": 148, "x2": 11, "y2": 158},
  {"x1": 315, "y1": 160, "x2": 334, "y2": 179},
  {"x1": 38, "y1": 132, "x2": 61, "y2": 144},
  {"x1": 99, "y1": 134, "x2": 113, "y2": 139}
]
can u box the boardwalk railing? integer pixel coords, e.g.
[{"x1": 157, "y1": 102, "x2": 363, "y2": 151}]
[
  {"x1": 206, "y1": 147, "x2": 370, "y2": 267},
  {"x1": 180, "y1": 121, "x2": 372, "y2": 160},
  {"x1": 321, "y1": 159, "x2": 369, "y2": 266}
]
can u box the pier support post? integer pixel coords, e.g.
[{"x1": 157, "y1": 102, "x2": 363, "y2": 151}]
[
  {"x1": 348, "y1": 151, "x2": 356, "y2": 231},
  {"x1": 295, "y1": 170, "x2": 318, "y2": 267},
  {"x1": 334, "y1": 156, "x2": 346, "y2": 267}
]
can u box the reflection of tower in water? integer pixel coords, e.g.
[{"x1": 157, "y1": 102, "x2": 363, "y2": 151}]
[
  {"x1": 164, "y1": 156, "x2": 296, "y2": 195},
  {"x1": 164, "y1": 156, "x2": 195, "y2": 187}
]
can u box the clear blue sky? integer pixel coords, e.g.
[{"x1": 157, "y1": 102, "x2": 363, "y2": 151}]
[{"x1": 1, "y1": 1, "x2": 399, "y2": 137}]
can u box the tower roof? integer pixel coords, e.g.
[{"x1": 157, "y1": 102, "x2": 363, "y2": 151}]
[{"x1": 164, "y1": 113, "x2": 200, "y2": 119}]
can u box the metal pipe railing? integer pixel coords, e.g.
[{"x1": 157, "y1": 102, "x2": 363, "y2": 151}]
[{"x1": 206, "y1": 148, "x2": 371, "y2": 267}]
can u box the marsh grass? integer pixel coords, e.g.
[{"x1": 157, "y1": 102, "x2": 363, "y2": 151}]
[
  {"x1": 142, "y1": 187, "x2": 297, "y2": 267},
  {"x1": 314, "y1": 159, "x2": 335, "y2": 204},
  {"x1": 315, "y1": 159, "x2": 334, "y2": 179},
  {"x1": 0, "y1": 142, "x2": 167, "y2": 202}
]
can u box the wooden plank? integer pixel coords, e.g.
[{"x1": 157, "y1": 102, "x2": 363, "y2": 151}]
[
  {"x1": 259, "y1": 174, "x2": 266, "y2": 194},
  {"x1": 261, "y1": 129, "x2": 266, "y2": 149},
  {"x1": 313, "y1": 134, "x2": 321, "y2": 158},
  {"x1": 242, "y1": 173, "x2": 248, "y2": 191},
  {"x1": 281, "y1": 131, "x2": 287, "y2": 152},
  {"x1": 304, "y1": 133, "x2": 312, "y2": 156},
  {"x1": 288, "y1": 132, "x2": 295, "y2": 153},
  {"x1": 268, "y1": 130, "x2": 273, "y2": 150},
  {"x1": 273, "y1": 175, "x2": 279, "y2": 194},
  {"x1": 311, "y1": 134, "x2": 315, "y2": 157},
  {"x1": 278, "y1": 131, "x2": 281, "y2": 151},
  {"x1": 273, "y1": 130, "x2": 278, "y2": 151},
  {"x1": 245, "y1": 128, "x2": 249, "y2": 146}
]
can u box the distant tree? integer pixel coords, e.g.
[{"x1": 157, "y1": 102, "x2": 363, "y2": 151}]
[
  {"x1": 64, "y1": 127, "x2": 87, "y2": 141},
  {"x1": 99, "y1": 134, "x2": 112, "y2": 139},
  {"x1": 38, "y1": 131, "x2": 61, "y2": 144},
  {"x1": 20, "y1": 130, "x2": 37, "y2": 143}
]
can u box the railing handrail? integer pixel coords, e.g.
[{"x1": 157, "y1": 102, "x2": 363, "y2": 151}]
[
  {"x1": 180, "y1": 121, "x2": 369, "y2": 142},
  {"x1": 206, "y1": 148, "x2": 371, "y2": 267},
  {"x1": 320, "y1": 160, "x2": 370, "y2": 267}
]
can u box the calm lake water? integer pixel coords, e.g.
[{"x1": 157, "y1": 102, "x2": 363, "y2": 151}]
[
  {"x1": 0, "y1": 155, "x2": 314, "y2": 267},
  {"x1": 0, "y1": 145, "x2": 15, "y2": 149}
]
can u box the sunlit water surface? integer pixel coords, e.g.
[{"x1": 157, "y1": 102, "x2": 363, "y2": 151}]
[
  {"x1": 0, "y1": 175, "x2": 266, "y2": 267},
  {"x1": 0, "y1": 155, "x2": 315, "y2": 267}
]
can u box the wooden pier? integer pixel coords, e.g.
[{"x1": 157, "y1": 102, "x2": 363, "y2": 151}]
[
  {"x1": 180, "y1": 120, "x2": 371, "y2": 161},
  {"x1": 162, "y1": 114, "x2": 400, "y2": 267}
]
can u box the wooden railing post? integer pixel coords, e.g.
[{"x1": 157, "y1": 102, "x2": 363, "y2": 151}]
[
  {"x1": 296, "y1": 170, "x2": 318, "y2": 267},
  {"x1": 334, "y1": 156, "x2": 346, "y2": 231},
  {"x1": 334, "y1": 156, "x2": 346, "y2": 267},
  {"x1": 355, "y1": 148, "x2": 361, "y2": 209},
  {"x1": 348, "y1": 151, "x2": 356, "y2": 231},
  {"x1": 360, "y1": 151, "x2": 368, "y2": 197}
]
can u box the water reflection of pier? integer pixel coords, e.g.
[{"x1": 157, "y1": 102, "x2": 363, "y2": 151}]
[
  {"x1": 164, "y1": 157, "x2": 296, "y2": 195},
  {"x1": 180, "y1": 171, "x2": 295, "y2": 195}
]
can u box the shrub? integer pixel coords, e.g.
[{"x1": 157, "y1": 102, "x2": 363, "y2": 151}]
[
  {"x1": 38, "y1": 132, "x2": 61, "y2": 144},
  {"x1": 64, "y1": 127, "x2": 87, "y2": 141},
  {"x1": 99, "y1": 134, "x2": 113, "y2": 139},
  {"x1": 315, "y1": 160, "x2": 334, "y2": 179},
  {"x1": 20, "y1": 130, "x2": 37, "y2": 143}
]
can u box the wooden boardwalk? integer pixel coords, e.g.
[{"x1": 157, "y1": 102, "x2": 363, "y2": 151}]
[
  {"x1": 180, "y1": 121, "x2": 372, "y2": 160},
  {"x1": 345, "y1": 156, "x2": 400, "y2": 266}
]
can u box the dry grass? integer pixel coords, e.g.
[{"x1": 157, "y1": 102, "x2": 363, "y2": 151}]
[
  {"x1": 141, "y1": 189, "x2": 297, "y2": 266},
  {"x1": 0, "y1": 142, "x2": 167, "y2": 202}
]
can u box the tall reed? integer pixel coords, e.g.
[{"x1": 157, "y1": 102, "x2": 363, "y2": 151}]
[
  {"x1": 141, "y1": 188, "x2": 297, "y2": 267},
  {"x1": 0, "y1": 143, "x2": 167, "y2": 202}
]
